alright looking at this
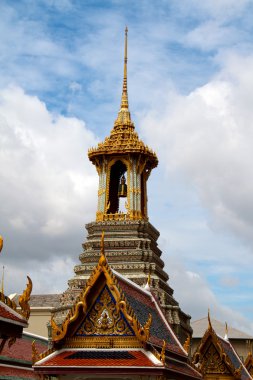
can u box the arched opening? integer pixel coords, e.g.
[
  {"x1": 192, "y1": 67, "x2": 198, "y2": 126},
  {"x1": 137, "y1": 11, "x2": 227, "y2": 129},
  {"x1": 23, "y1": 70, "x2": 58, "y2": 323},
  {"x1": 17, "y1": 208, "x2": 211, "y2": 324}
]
[{"x1": 107, "y1": 160, "x2": 127, "y2": 214}]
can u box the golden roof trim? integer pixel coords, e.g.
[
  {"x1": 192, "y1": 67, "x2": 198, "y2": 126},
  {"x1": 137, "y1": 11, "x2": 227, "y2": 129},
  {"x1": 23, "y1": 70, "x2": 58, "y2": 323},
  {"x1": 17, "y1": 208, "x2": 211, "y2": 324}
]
[{"x1": 51, "y1": 233, "x2": 152, "y2": 345}]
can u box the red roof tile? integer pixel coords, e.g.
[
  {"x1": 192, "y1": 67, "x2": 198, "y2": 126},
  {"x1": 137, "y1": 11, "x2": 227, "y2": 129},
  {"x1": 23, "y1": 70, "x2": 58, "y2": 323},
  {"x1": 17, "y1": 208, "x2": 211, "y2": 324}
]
[
  {"x1": 36, "y1": 349, "x2": 157, "y2": 368},
  {"x1": 1, "y1": 332, "x2": 47, "y2": 363},
  {"x1": 0, "y1": 302, "x2": 27, "y2": 326}
]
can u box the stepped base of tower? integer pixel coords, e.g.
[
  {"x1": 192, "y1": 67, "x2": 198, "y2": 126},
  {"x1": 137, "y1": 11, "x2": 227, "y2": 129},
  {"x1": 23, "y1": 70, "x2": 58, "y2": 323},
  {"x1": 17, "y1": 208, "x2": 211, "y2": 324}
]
[{"x1": 53, "y1": 220, "x2": 192, "y2": 343}]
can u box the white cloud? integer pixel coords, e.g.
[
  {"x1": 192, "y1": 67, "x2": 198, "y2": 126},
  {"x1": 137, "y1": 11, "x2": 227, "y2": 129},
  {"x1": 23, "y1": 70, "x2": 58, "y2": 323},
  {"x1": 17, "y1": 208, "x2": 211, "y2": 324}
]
[
  {"x1": 0, "y1": 86, "x2": 98, "y2": 290},
  {"x1": 175, "y1": 0, "x2": 252, "y2": 22},
  {"x1": 141, "y1": 52, "x2": 253, "y2": 251},
  {"x1": 138, "y1": 51, "x2": 253, "y2": 331},
  {"x1": 168, "y1": 257, "x2": 253, "y2": 334},
  {"x1": 185, "y1": 21, "x2": 241, "y2": 51}
]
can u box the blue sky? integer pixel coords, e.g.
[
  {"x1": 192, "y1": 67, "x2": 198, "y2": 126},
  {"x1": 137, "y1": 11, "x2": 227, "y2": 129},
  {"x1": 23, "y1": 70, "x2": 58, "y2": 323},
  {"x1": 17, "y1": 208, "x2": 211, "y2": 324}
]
[{"x1": 1, "y1": 0, "x2": 253, "y2": 334}]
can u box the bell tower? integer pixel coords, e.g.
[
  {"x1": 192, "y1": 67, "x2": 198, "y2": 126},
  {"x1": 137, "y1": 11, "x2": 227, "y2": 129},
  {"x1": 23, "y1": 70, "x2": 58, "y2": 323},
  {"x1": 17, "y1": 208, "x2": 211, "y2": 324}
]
[
  {"x1": 88, "y1": 27, "x2": 157, "y2": 223},
  {"x1": 58, "y1": 28, "x2": 192, "y2": 343}
]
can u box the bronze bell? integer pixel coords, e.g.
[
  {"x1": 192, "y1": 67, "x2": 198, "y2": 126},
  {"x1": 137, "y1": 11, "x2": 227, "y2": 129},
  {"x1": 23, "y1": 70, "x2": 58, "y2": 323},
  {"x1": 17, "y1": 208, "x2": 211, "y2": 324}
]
[{"x1": 118, "y1": 175, "x2": 127, "y2": 197}]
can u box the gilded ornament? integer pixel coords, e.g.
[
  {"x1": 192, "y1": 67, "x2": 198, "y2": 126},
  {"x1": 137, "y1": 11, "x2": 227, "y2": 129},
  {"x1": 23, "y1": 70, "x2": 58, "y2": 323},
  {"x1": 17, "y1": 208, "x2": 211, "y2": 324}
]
[
  {"x1": 18, "y1": 275, "x2": 32, "y2": 320},
  {"x1": 0, "y1": 235, "x2": 3, "y2": 253},
  {"x1": 183, "y1": 334, "x2": 191, "y2": 354},
  {"x1": 32, "y1": 340, "x2": 40, "y2": 364},
  {"x1": 160, "y1": 340, "x2": 166, "y2": 365}
]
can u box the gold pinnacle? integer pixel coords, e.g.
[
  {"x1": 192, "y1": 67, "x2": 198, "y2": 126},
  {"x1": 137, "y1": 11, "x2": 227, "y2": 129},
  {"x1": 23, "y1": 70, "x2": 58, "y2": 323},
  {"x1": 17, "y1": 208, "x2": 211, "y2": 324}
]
[{"x1": 120, "y1": 26, "x2": 129, "y2": 111}]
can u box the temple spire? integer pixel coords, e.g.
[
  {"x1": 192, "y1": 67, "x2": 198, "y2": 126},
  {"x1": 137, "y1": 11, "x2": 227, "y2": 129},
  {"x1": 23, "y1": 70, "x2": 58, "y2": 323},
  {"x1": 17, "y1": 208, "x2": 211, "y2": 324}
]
[
  {"x1": 120, "y1": 26, "x2": 129, "y2": 111},
  {"x1": 114, "y1": 27, "x2": 132, "y2": 127}
]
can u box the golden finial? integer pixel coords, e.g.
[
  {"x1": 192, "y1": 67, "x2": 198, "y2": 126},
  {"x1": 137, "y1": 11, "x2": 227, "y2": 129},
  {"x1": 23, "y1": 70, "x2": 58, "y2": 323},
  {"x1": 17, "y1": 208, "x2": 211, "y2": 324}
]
[
  {"x1": 207, "y1": 308, "x2": 212, "y2": 330},
  {"x1": 144, "y1": 266, "x2": 151, "y2": 290},
  {"x1": 101, "y1": 230, "x2": 105, "y2": 255},
  {"x1": 0, "y1": 235, "x2": 3, "y2": 253},
  {"x1": 99, "y1": 231, "x2": 107, "y2": 266}
]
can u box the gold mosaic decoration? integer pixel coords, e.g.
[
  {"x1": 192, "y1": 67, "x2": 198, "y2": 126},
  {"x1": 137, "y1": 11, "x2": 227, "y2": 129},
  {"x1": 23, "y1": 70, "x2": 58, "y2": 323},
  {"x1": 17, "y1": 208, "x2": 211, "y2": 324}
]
[
  {"x1": 76, "y1": 285, "x2": 134, "y2": 337},
  {"x1": 50, "y1": 232, "x2": 152, "y2": 348},
  {"x1": 202, "y1": 342, "x2": 228, "y2": 374}
]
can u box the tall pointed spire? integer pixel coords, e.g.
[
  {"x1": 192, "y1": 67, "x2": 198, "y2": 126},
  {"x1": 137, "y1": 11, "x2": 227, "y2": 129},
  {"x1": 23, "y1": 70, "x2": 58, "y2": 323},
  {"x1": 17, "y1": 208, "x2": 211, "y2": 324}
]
[
  {"x1": 121, "y1": 26, "x2": 129, "y2": 111},
  {"x1": 114, "y1": 26, "x2": 133, "y2": 128}
]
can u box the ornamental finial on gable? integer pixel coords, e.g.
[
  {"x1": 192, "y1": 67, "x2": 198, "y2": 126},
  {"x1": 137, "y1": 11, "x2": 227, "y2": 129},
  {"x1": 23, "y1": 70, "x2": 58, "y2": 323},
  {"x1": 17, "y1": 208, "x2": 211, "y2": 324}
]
[
  {"x1": 207, "y1": 308, "x2": 213, "y2": 331},
  {"x1": 224, "y1": 322, "x2": 229, "y2": 341},
  {"x1": 99, "y1": 230, "x2": 107, "y2": 266}
]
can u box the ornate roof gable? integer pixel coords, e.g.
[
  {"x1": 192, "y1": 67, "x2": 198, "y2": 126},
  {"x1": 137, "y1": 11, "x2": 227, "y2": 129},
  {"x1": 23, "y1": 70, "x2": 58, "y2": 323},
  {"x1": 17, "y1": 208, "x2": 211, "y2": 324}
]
[
  {"x1": 192, "y1": 315, "x2": 252, "y2": 379},
  {"x1": 50, "y1": 232, "x2": 152, "y2": 350}
]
